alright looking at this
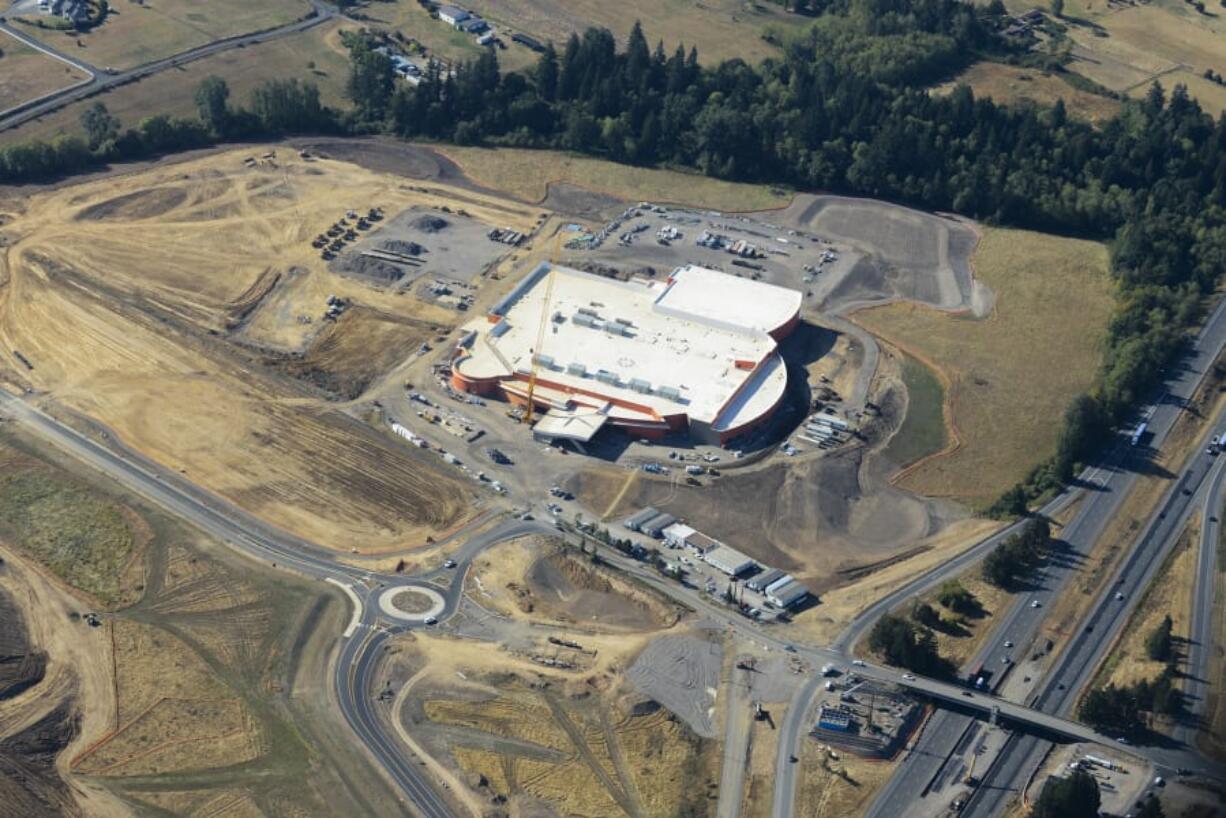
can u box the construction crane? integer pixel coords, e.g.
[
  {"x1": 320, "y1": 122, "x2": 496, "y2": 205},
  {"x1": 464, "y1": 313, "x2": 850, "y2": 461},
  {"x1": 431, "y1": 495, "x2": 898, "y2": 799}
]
[{"x1": 524, "y1": 233, "x2": 562, "y2": 426}]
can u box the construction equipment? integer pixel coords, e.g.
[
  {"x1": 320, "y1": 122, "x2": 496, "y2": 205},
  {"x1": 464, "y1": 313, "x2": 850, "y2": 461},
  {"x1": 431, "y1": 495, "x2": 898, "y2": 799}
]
[{"x1": 524, "y1": 232, "x2": 563, "y2": 425}]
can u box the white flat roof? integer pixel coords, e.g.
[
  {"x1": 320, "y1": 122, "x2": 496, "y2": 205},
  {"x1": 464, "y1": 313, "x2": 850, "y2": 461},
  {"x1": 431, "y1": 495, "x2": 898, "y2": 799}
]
[
  {"x1": 456, "y1": 264, "x2": 795, "y2": 427},
  {"x1": 657, "y1": 264, "x2": 802, "y2": 336}
]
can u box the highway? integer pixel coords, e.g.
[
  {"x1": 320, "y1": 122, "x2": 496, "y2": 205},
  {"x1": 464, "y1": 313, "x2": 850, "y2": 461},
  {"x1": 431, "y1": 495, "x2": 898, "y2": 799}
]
[
  {"x1": 767, "y1": 295, "x2": 1226, "y2": 818},
  {"x1": 856, "y1": 298, "x2": 1226, "y2": 818},
  {"x1": 0, "y1": 0, "x2": 336, "y2": 132}
]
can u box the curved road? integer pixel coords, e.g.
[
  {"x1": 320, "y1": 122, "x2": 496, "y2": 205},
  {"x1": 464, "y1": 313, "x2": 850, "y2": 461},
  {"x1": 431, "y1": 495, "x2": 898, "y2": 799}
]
[{"x1": 0, "y1": 0, "x2": 336, "y2": 132}]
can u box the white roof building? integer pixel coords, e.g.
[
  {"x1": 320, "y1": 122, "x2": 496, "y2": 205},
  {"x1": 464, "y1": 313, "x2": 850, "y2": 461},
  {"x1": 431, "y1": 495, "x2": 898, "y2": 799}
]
[
  {"x1": 451, "y1": 263, "x2": 802, "y2": 445},
  {"x1": 704, "y1": 545, "x2": 757, "y2": 577}
]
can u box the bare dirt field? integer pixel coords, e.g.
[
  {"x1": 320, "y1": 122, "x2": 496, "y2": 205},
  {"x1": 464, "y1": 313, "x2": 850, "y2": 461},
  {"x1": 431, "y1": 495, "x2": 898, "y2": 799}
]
[
  {"x1": 388, "y1": 632, "x2": 722, "y2": 818},
  {"x1": 794, "y1": 737, "x2": 898, "y2": 818},
  {"x1": 0, "y1": 34, "x2": 89, "y2": 113},
  {"x1": 12, "y1": 0, "x2": 312, "y2": 71},
  {"x1": 932, "y1": 62, "x2": 1122, "y2": 124},
  {"x1": 0, "y1": 148, "x2": 541, "y2": 551},
  {"x1": 468, "y1": 536, "x2": 682, "y2": 632},
  {"x1": 854, "y1": 226, "x2": 1113, "y2": 505}
]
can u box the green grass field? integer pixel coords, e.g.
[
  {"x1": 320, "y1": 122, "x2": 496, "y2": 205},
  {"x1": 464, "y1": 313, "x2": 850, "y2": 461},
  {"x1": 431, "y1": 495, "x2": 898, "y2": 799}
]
[
  {"x1": 884, "y1": 354, "x2": 948, "y2": 468},
  {"x1": 0, "y1": 450, "x2": 137, "y2": 606}
]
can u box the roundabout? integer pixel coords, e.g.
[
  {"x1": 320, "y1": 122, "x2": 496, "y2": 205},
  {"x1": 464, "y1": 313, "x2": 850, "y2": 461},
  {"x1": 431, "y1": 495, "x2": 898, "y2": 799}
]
[{"x1": 378, "y1": 584, "x2": 446, "y2": 622}]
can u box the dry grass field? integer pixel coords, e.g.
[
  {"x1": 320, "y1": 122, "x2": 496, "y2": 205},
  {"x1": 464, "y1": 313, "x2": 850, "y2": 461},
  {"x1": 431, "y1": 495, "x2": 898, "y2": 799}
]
[
  {"x1": 419, "y1": 671, "x2": 718, "y2": 818},
  {"x1": 0, "y1": 149, "x2": 533, "y2": 551},
  {"x1": 0, "y1": 21, "x2": 354, "y2": 148},
  {"x1": 456, "y1": 0, "x2": 806, "y2": 65},
  {"x1": 997, "y1": 0, "x2": 1226, "y2": 116},
  {"x1": 854, "y1": 226, "x2": 1114, "y2": 506},
  {"x1": 794, "y1": 738, "x2": 898, "y2": 818},
  {"x1": 933, "y1": 62, "x2": 1122, "y2": 124},
  {"x1": 0, "y1": 34, "x2": 89, "y2": 112},
  {"x1": 437, "y1": 145, "x2": 791, "y2": 211},
  {"x1": 915, "y1": 573, "x2": 1014, "y2": 668},
  {"x1": 1095, "y1": 528, "x2": 1195, "y2": 692},
  {"x1": 13, "y1": 0, "x2": 312, "y2": 71},
  {"x1": 1203, "y1": 517, "x2": 1226, "y2": 760}
]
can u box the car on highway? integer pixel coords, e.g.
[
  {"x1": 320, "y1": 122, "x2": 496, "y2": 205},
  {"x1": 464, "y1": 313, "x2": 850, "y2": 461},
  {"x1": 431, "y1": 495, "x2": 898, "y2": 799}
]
[
  {"x1": 902, "y1": 673, "x2": 915, "y2": 681},
  {"x1": 1030, "y1": 599, "x2": 1042, "y2": 608},
  {"x1": 443, "y1": 559, "x2": 457, "y2": 569},
  {"x1": 1115, "y1": 591, "x2": 1125, "y2": 600},
  {"x1": 852, "y1": 659, "x2": 866, "y2": 666},
  {"x1": 1003, "y1": 640, "x2": 1014, "y2": 648},
  {"x1": 424, "y1": 616, "x2": 438, "y2": 625}
]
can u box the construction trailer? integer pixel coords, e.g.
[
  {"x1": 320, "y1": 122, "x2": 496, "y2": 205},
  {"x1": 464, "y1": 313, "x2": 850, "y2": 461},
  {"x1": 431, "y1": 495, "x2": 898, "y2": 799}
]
[
  {"x1": 766, "y1": 579, "x2": 810, "y2": 609},
  {"x1": 641, "y1": 512, "x2": 678, "y2": 539}
]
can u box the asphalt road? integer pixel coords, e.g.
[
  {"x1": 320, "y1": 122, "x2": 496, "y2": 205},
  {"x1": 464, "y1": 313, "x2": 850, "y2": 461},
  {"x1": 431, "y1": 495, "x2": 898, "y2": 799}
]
[{"x1": 0, "y1": 0, "x2": 336, "y2": 131}]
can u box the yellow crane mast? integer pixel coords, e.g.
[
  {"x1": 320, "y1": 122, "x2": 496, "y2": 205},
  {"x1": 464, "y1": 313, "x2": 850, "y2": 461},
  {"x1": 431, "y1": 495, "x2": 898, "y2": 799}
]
[{"x1": 524, "y1": 233, "x2": 562, "y2": 425}]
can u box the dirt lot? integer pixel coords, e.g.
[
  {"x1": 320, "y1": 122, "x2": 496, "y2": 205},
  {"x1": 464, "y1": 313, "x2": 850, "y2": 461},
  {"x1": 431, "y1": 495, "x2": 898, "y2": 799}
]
[
  {"x1": 469, "y1": 536, "x2": 681, "y2": 631},
  {"x1": 794, "y1": 737, "x2": 898, "y2": 818},
  {"x1": 390, "y1": 633, "x2": 722, "y2": 818},
  {"x1": 0, "y1": 34, "x2": 89, "y2": 112},
  {"x1": 12, "y1": 0, "x2": 311, "y2": 71},
  {"x1": 855, "y1": 225, "x2": 1114, "y2": 506},
  {"x1": 0, "y1": 148, "x2": 523, "y2": 551},
  {"x1": 932, "y1": 62, "x2": 1122, "y2": 124}
]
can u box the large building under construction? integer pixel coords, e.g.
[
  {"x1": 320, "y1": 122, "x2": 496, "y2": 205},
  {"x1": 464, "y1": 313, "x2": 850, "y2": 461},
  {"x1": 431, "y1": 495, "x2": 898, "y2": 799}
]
[{"x1": 451, "y1": 263, "x2": 802, "y2": 445}]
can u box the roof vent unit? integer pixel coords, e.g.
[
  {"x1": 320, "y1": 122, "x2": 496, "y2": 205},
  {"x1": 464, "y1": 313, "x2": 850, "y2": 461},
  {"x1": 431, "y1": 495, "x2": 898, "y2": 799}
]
[
  {"x1": 657, "y1": 385, "x2": 681, "y2": 401},
  {"x1": 629, "y1": 378, "x2": 652, "y2": 394},
  {"x1": 573, "y1": 313, "x2": 599, "y2": 328},
  {"x1": 577, "y1": 307, "x2": 599, "y2": 317},
  {"x1": 595, "y1": 370, "x2": 619, "y2": 385},
  {"x1": 566, "y1": 362, "x2": 587, "y2": 377},
  {"x1": 552, "y1": 311, "x2": 566, "y2": 323},
  {"x1": 614, "y1": 317, "x2": 634, "y2": 326},
  {"x1": 534, "y1": 353, "x2": 556, "y2": 369},
  {"x1": 603, "y1": 321, "x2": 629, "y2": 336}
]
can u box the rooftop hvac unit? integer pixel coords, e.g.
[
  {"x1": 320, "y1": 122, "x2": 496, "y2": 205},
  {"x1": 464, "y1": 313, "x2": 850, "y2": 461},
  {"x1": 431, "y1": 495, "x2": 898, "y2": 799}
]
[
  {"x1": 657, "y1": 385, "x2": 681, "y2": 401},
  {"x1": 566, "y1": 362, "x2": 587, "y2": 377},
  {"x1": 595, "y1": 370, "x2": 619, "y2": 385},
  {"x1": 552, "y1": 311, "x2": 566, "y2": 323},
  {"x1": 629, "y1": 378, "x2": 652, "y2": 394},
  {"x1": 603, "y1": 321, "x2": 629, "y2": 336},
  {"x1": 573, "y1": 313, "x2": 598, "y2": 328},
  {"x1": 534, "y1": 353, "x2": 556, "y2": 369}
]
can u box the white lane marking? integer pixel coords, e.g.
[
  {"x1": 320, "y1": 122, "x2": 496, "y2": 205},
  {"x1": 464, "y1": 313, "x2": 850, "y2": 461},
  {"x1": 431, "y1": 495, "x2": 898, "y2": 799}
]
[
  {"x1": 327, "y1": 577, "x2": 363, "y2": 637},
  {"x1": 379, "y1": 586, "x2": 445, "y2": 622}
]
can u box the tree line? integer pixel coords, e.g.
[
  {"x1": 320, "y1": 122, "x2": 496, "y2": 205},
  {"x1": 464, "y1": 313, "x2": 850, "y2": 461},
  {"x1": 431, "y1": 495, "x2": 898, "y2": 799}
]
[{"x1": 3, "y1": 0, "x2": 1226, "y2": 514}]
